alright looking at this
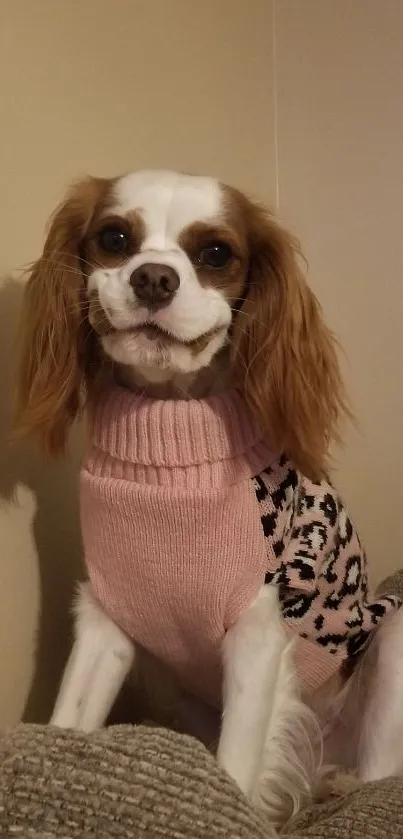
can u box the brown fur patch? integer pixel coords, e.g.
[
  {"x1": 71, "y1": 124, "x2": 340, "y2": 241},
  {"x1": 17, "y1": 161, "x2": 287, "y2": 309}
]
[
  {"x1": 14, "y1": 176, "x2": 152, "y2": 454},
  {"x1": 14, "y1": 176, "x2": 116, "y2": 454},
  {"x1": 220, "y1": 183, "x2": 351, "y2": 480},
  {"x1": 82, "y1": 209, "x2": 146, "y2": 272},
  {"x1": 178, "y1": 220, "x2": 247, "y2": 307}
]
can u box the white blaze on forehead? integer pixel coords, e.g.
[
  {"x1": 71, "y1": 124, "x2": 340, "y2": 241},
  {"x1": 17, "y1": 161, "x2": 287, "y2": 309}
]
[{"x1": 113, "y1": 170, "x2": 222, "y2": 248}]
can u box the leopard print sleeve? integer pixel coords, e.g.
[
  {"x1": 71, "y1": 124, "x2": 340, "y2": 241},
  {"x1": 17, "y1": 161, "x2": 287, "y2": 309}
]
[{"x1": 253, "y1": 455, "x2": 402, "y2": 665}]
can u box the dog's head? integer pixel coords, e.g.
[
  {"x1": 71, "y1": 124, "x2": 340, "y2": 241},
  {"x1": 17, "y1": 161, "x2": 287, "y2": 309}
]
[{"x1": 15, "y1": 170, "x2": 348, "y2": 478}]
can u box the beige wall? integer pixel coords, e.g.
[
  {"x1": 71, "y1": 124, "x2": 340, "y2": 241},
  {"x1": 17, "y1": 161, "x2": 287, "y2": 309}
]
[
  {"x1": 275, "y1": 0, "x2": 403, "y2": 579},
  {"x1": 0, "y1": 0, "x2": 401, "y2": 725}
]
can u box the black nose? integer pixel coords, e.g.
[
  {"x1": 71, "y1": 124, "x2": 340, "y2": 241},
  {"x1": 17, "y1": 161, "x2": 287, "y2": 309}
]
[{"x1": 130, "y1": 263, "x2": 180, "y2": 307}]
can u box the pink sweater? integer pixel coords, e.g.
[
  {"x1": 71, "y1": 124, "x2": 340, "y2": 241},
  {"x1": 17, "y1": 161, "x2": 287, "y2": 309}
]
[{"x1": 80, "y1": 387, "x2": 400, "y2": 707}]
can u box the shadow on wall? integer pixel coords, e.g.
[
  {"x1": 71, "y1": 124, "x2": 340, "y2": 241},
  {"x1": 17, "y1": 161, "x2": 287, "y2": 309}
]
[{"x1": 0, "y1": 276, "x2": 83, "y2": 722}]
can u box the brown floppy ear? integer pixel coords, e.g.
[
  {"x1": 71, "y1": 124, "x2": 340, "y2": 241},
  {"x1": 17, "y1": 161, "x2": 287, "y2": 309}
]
[
  {"x1": 14, "y1": 177, "x2": 108, "y2": 455},
  {"x1": 231, "y1": 200, "x2": 350, "y2": 480}
]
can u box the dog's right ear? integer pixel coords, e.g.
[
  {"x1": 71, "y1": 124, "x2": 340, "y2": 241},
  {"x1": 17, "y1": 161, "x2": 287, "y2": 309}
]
[{"x1": 14, "y1": 177, "x2": 108, "y2": 456}]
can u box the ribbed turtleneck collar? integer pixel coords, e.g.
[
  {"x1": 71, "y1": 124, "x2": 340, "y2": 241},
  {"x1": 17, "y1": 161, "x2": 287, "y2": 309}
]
[{"x1": 91, "y1": 386, "x2": 267, "y2": 469}]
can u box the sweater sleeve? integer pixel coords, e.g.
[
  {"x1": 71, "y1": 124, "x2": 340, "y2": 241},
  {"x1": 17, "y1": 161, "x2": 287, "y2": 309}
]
[{"x1": 254, "y1": 458, "x2": 401, "y2": 663}]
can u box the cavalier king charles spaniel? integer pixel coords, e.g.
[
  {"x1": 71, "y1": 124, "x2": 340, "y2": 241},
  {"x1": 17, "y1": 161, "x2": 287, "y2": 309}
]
[{"x1": 14, "y1": 170, "x2": 403, "y2": 828}]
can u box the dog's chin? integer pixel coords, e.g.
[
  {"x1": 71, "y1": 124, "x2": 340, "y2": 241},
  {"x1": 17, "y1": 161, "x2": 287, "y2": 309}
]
[{"x1": 101, "y1": 324, "x2": 227, "y2": 377}]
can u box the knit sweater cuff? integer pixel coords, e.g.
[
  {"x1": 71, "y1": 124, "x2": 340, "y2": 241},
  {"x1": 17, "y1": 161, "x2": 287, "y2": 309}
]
[{"x1": 293, "y1": 633, "x2": 342, "y2": 695}]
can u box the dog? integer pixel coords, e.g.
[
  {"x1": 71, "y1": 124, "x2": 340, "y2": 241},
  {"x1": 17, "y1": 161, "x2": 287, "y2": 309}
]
[{"x1": 14, "y1": 170, "x2": 403, "y2": 826}]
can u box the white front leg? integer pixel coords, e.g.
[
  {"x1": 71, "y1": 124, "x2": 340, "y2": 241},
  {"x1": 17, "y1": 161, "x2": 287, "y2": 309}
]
[
  {"x1": 217, "y1": 586, "x2": 287, "y2": 797},
  {"x1": 51, "y1": 582, "x2": 135, "y2": 731},
  {"x1": 358, "y1": 606, "x2": 403, "y2": 782},
  {"x1": 218, "y1": 585, "x2": 318, "y2": 826}
]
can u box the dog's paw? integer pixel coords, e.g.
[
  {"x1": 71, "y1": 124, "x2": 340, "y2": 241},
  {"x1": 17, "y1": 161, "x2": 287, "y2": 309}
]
[{"x1": 314, "y1": 768, "x2": 362, "y2": 802}]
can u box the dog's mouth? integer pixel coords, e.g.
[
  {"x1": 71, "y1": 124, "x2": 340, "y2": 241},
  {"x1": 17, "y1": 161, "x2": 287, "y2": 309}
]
[
  {"x1": 116, "y1": 322, "x2": 223, "y2": 351},
  {"x1": 129, "y1": 323, "x2": 180, "y2": 343},
  {"x1": 88, "y1": 295, "x2": 226, "y2": 352}
]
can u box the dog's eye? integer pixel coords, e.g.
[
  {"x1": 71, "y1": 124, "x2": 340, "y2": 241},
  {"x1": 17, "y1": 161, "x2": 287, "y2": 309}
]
[
  {"x1": 198, "y1": 242, "x2": 232, "y2": 269},
  {"x1": 97, "y1": 226, "x2": 129, "y2": 254}
]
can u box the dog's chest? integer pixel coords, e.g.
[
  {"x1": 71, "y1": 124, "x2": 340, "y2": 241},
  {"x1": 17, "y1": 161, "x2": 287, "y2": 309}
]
[{"x1": 80, "y1": 467, "x2": 268, "y2": 706}]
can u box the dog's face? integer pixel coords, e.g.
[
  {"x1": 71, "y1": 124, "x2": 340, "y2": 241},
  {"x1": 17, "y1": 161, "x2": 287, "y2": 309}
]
[
  {"x1": 83, "y1": 171, "x2": 248, "y2": 377},
  {"x1": 15, "y1": 169, "x2": 348, "y2": 479}
]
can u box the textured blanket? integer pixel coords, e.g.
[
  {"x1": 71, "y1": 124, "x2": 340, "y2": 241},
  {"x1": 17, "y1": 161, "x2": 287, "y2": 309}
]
[{"x1": 0, "y1": 724, "x2": 403, "y2": 838}]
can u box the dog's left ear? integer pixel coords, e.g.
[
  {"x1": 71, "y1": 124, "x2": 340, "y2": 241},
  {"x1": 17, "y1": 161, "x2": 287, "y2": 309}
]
[{"x1": 231, "y1": 199, "x2": 350, "y2": 480}]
